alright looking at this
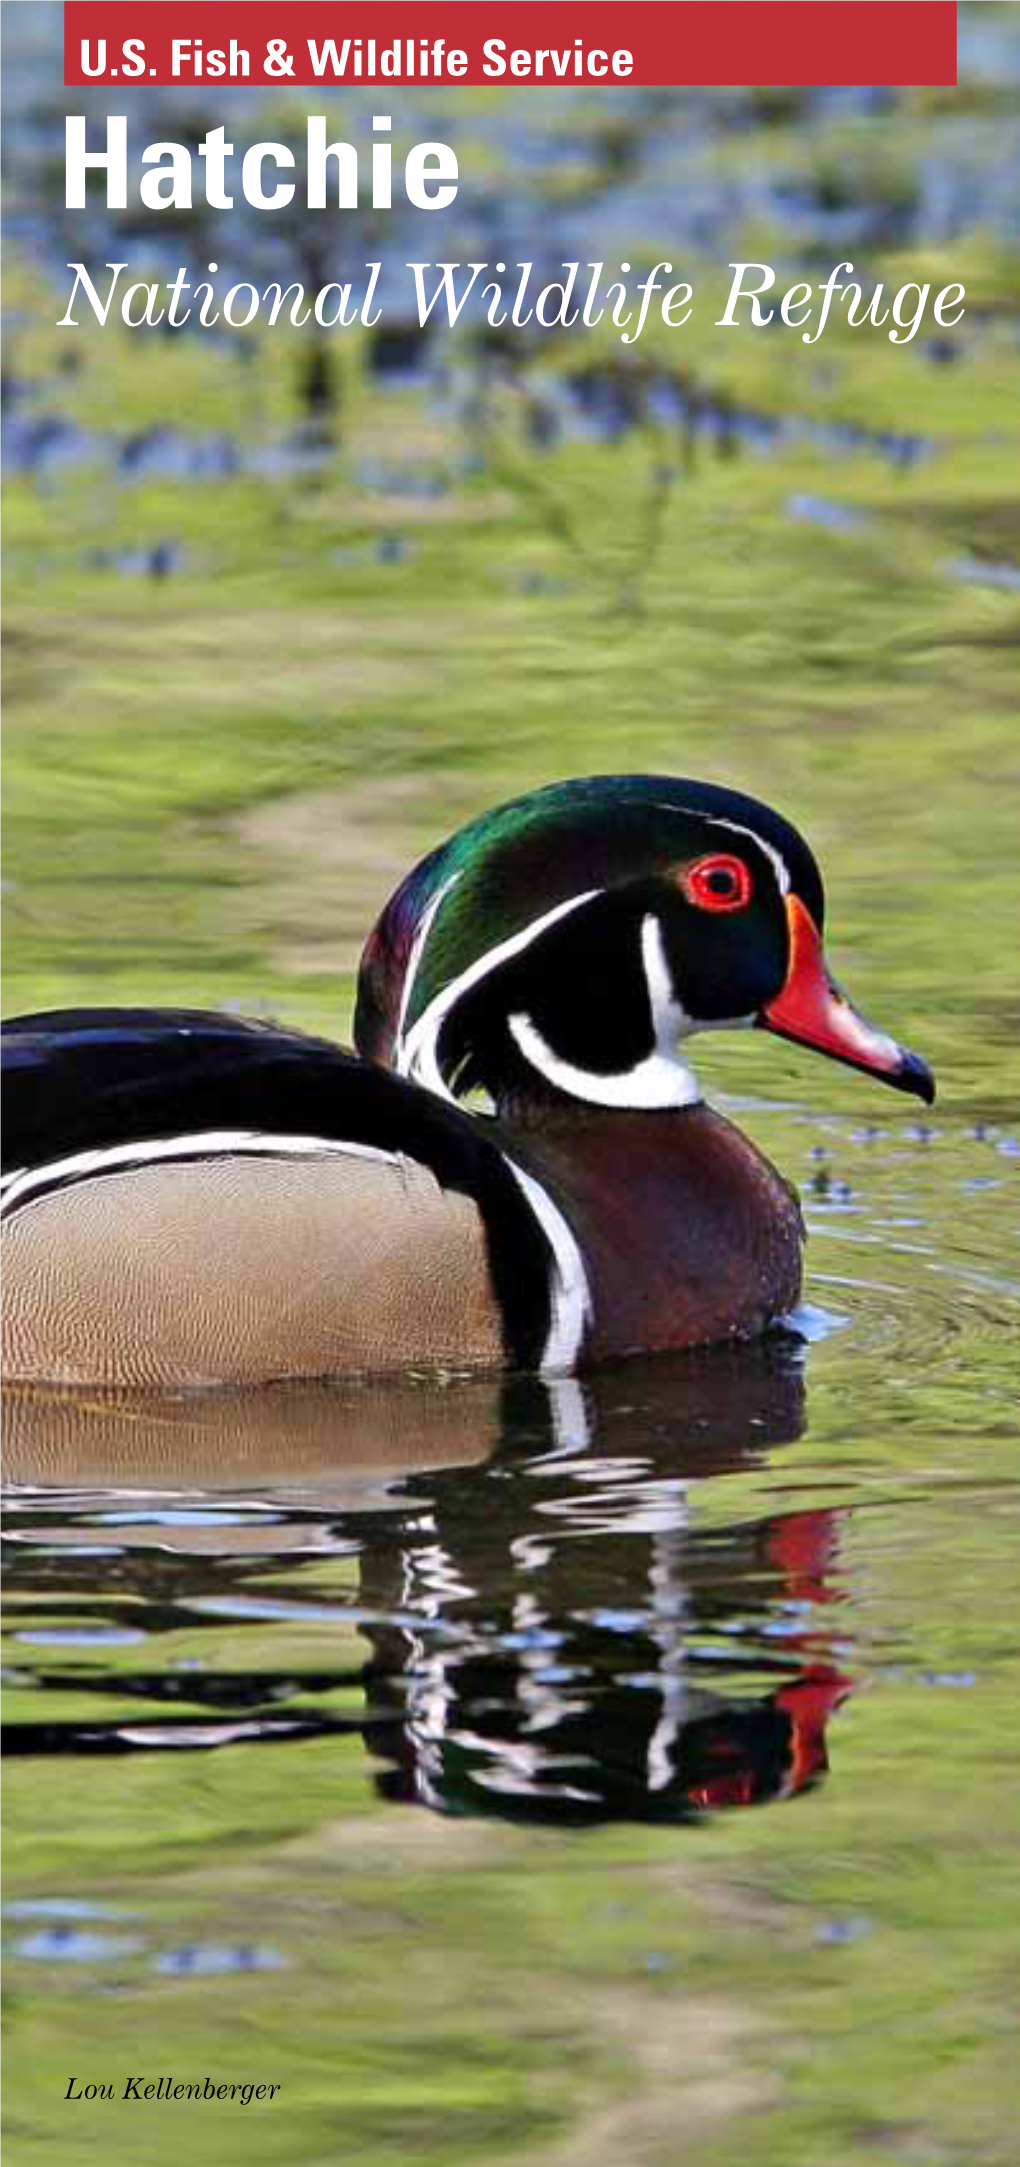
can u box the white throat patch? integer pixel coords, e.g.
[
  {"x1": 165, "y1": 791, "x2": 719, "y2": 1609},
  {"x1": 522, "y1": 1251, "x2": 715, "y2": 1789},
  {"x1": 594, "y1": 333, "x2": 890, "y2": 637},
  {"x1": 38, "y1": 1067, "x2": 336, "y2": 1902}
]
[{"x1": 508, "y1": 915, "x2": 702, "y2": 1112}]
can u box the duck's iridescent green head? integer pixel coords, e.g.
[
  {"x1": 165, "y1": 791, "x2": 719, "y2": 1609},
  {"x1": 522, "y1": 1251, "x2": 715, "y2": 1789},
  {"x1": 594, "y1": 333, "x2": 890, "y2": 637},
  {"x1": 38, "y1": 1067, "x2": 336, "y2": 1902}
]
[{"x1": 354, "y1": 775, "x2": 934, "y2": 1112}]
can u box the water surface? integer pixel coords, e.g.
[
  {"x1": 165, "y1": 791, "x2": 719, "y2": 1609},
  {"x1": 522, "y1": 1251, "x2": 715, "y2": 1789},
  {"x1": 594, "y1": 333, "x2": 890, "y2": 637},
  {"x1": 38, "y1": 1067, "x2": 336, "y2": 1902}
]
[{"x1": 4, "y1": 1102, "x2": 1017, "y2": 2165}]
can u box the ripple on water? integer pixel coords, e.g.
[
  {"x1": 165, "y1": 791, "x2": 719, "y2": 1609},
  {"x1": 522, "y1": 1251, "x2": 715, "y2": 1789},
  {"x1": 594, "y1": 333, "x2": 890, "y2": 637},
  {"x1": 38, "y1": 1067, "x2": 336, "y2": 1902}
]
[
  {"x1": 11, "y1": 1928, "x2": 147, "y2": 1962},
  {"x1": 155, "y1": 1945, "x2": 289, "y2": 1976}
]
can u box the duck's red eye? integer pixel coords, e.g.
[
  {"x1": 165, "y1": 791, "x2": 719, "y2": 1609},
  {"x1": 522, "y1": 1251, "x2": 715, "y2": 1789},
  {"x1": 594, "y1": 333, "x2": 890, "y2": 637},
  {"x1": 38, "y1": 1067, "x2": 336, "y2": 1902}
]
[{"x1": 681, "y1": 854, "x2": 753, "y2": 913}]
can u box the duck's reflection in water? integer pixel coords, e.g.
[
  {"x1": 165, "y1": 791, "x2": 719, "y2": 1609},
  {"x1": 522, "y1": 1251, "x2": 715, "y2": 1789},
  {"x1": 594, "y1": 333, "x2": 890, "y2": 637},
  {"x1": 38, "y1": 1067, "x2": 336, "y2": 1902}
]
[{"x1": 2, "y1": 1339, "x2": 850, "y2": 1824}]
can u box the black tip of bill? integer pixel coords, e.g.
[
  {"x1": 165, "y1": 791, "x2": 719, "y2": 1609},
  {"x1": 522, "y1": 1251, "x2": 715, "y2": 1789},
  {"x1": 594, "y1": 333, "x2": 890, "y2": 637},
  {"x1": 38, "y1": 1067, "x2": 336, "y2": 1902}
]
[{"x1": 897, "y1": 1048, "x2": 936, "y2": 1107}]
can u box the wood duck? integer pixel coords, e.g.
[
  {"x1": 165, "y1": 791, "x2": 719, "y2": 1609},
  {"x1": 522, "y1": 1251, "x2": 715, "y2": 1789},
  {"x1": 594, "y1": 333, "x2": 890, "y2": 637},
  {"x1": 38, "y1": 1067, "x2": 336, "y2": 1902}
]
[{"x1": 1, "y1": 774, "x2": 933, "y2": 1387}]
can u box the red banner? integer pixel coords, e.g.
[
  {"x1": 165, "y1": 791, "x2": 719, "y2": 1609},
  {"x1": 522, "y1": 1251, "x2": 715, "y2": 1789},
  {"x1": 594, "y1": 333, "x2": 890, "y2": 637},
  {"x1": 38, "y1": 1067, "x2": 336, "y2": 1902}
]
[{"x1": 65, "y1": 4, "x2": 958, "y2": 91}]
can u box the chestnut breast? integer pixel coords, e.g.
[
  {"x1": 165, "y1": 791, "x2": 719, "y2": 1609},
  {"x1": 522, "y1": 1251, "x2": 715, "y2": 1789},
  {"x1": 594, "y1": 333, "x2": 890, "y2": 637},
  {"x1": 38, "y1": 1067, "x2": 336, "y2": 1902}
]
[{"x1": 507, "y1": 1105, "x2": 804, "y2": 1361}]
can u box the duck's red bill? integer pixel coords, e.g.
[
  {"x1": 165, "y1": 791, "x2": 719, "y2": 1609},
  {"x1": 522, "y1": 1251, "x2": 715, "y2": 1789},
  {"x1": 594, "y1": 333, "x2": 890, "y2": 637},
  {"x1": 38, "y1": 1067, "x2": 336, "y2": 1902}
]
[{"x1": 760, "y1": 897, "x2": 935, "y2": 1105}]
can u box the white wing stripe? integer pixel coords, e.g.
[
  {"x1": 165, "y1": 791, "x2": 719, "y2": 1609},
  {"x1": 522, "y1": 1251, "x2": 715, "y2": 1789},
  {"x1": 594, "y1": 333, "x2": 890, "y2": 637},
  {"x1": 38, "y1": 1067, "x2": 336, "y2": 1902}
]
[
  {"x1": 398, "y1": 889, "x2": 602, "y2": 1099},
  {"x1": 0, "y1": 1130, "x2": 399, "y2": 1215},
  {"x1": 395, "y1": 868, "x2": 464, "y2": 1041}
]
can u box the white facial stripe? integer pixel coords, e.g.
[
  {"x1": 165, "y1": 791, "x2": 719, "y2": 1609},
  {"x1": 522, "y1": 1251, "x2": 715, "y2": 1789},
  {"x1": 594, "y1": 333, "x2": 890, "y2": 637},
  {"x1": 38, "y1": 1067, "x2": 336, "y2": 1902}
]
[
  {"x1": 502, "y1": 1155, "x2": 592, "y2": 1372},
  {"x1": 641, "y1": 913, "x2": 683, "y2": 1043},
  {"x1": 395, "y1": 869, "x2": 463, "y2": 1041},
  {"x1": 654, "y1": 802, "x2": 791, "y2": 895},
  {"x1": 0, "y1": 1130, "x2": 399, "y2": 1215},
  {"x1": 398, "y1": 888, "x2": 602, "y2": 1101}
]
